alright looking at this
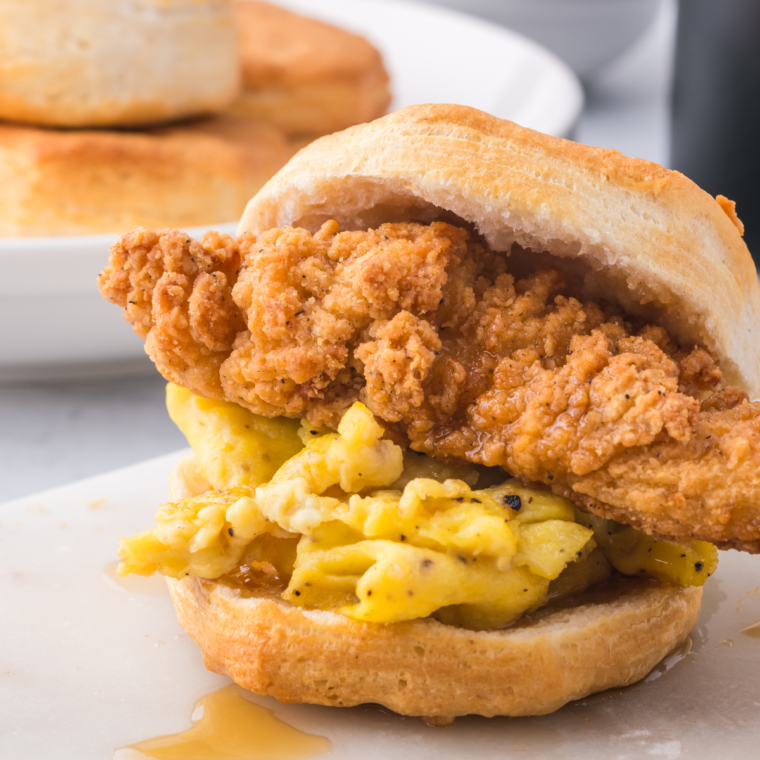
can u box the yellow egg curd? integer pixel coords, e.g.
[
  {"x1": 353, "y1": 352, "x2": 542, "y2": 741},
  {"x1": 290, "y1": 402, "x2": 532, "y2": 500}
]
[{"x1": 118, "y1": 384, "x2": 718, "y2": 630}]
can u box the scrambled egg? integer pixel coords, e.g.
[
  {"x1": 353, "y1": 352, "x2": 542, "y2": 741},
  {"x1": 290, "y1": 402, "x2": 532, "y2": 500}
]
[
  {"x1": 119, "y1": 387, "x2": 718, "y2": 630},
  {"x1": 167, "y1": 384, "x2": 303, "y2": 489},
  {"x1": 574, "y1": 511, "x2": 717, "y2": 586}
]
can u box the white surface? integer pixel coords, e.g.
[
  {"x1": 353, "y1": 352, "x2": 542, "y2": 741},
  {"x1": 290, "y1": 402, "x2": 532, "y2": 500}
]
[
  {"x1": 0, "y1": 0, "x2": 581, "y2": 382},
  {"x1": 2, "y1": 453, "x2": 760, "y2": 758},
  {"x1": 423, "y1": 0, "x2": 663, "y2": 80}
]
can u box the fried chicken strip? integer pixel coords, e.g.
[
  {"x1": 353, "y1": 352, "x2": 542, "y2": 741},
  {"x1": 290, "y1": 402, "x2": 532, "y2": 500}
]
[{"x1": 99, "y1": 221, "x2": 760, "y2": 551}]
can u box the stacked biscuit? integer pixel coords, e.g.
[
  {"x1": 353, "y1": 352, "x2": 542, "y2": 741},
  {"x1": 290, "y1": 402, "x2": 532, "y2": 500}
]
[{"x1": 0, "y1": 0, "x2": 390, "y2": 236}]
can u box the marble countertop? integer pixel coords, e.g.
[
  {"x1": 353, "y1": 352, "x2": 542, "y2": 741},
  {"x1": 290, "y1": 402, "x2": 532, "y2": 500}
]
[{"x1": 0, "y1": 1, "x2": 677, "y2": 503}]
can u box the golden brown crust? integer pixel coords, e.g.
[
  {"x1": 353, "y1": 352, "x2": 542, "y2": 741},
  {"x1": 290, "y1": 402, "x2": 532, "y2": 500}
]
[
  {"x1": 716, "y1": 195, "x2": 745, "y2": 236},
  {"x1": 560, "y1": 400, "x2": 760, "y2": 554},
  {"x1": 0, "y1": 114, "x2": 289, "y2": 236},
  {"x1": 239, "y1": 104, "x2": 760, "y2": 396},
  {"x1": 232, "y1": 0, "x2": 390, "y2": 135},
  {"x1": 169, "y1": 575, "x2": 701, "y2": 721},
  {"x1": 0, "y1": 0, "x2": 239, "y2": 128},
  {"x1": 98, "y1": 227, "x2": 251, "y2": 397}
]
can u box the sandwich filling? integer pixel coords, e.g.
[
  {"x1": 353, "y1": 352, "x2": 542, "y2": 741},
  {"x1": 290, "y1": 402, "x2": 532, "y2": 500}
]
[
  {"x1": 100, "y1": 219, "x2": 760, "y2": 553},
  {"x1": 119, "y1": 384, "x2": 716, "y2": 631}
]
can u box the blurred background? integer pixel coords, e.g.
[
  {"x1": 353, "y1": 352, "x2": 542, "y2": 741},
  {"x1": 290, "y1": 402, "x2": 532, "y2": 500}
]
[
  {"x1": 432, "y1": 0, "x2": 760, "y2": 257},
  {"x1": 1, "y1": 0, "x2": 758, "y2": 502}
]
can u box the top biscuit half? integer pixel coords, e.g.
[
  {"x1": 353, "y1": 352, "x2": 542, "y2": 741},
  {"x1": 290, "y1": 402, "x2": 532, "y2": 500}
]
[{"x1": 239, "y1": 103, "x2": 760, "y2": 396}]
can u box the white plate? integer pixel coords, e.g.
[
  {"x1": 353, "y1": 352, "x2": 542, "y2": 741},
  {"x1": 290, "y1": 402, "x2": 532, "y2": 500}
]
[
  {"x1": 2, "y1": 453, "x2": 760, "y2": 759},
  {"x1": 0, "y1": 0, "x2": 582, "y2": 382},
  {"x1": 0, "y1": 223, "x2": 238, "y2": 383}
]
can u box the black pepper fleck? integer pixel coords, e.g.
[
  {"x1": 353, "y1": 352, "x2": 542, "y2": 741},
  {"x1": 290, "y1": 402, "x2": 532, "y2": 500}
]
[{"x1": 503, "y1": 495, "x2": 522, "y2": 511}]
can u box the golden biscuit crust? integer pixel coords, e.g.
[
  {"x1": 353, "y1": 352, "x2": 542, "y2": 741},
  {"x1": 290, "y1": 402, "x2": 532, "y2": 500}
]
[{"x1": 169, "y1": 574, "x2": 701, "y2": 722}]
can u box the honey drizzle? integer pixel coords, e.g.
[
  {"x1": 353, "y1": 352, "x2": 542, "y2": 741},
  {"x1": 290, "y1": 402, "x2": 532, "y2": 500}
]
[{"x1": 119, "y1": 685, "x2": 330, "y2": 759}]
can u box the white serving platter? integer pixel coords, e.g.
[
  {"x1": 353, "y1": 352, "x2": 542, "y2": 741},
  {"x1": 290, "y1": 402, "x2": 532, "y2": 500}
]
[
  {"x1": 2, "y1": 453, "x2": 760, "y2": 759},
  {"x1": 0, "y1": 0, "x2": 582, "y2": 382}
]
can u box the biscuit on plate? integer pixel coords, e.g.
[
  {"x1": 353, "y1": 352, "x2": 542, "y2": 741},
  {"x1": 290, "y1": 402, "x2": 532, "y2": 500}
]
[
  {"x1": 0, "y1": 114, "x2": 289, "y2": 236},
  {"x1": 231, "y1": 0, "x2": 391, "y2": 137},
  {"x1": 0, "y1": 0, "x2": 240, "y2": 128}
]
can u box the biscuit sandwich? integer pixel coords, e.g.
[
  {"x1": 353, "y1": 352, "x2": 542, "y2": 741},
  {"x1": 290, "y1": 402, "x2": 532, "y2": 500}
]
[{"x1": 99, "y1": 105, "x2": 760, "y2": 724}]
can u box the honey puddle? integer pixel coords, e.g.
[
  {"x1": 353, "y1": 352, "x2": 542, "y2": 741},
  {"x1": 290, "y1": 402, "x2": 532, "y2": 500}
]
[
  {"x1": 118, "y1": 685, "x2": 331, "y2": 760},
  {"x1": 741, "y1": 621, "x2": 760, "y2": 638},
  {"x1": 103, "y1": 561, "x2": 169, "y2": 597}
]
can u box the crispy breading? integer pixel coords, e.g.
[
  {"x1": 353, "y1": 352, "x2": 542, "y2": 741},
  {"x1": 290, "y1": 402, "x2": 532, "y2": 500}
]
[
  {"x1": 99, "y1": 228, "x2": 251, "y2": 399},
  {"x1": 563, "y1": 401, "x2": 760, "y2": 552},
  {"x1": 221, "y1": 220, "x2": 464, "y2": 420},
  {"x1": 99, "y1": 221, "x2": 760, "y2": 551}
]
